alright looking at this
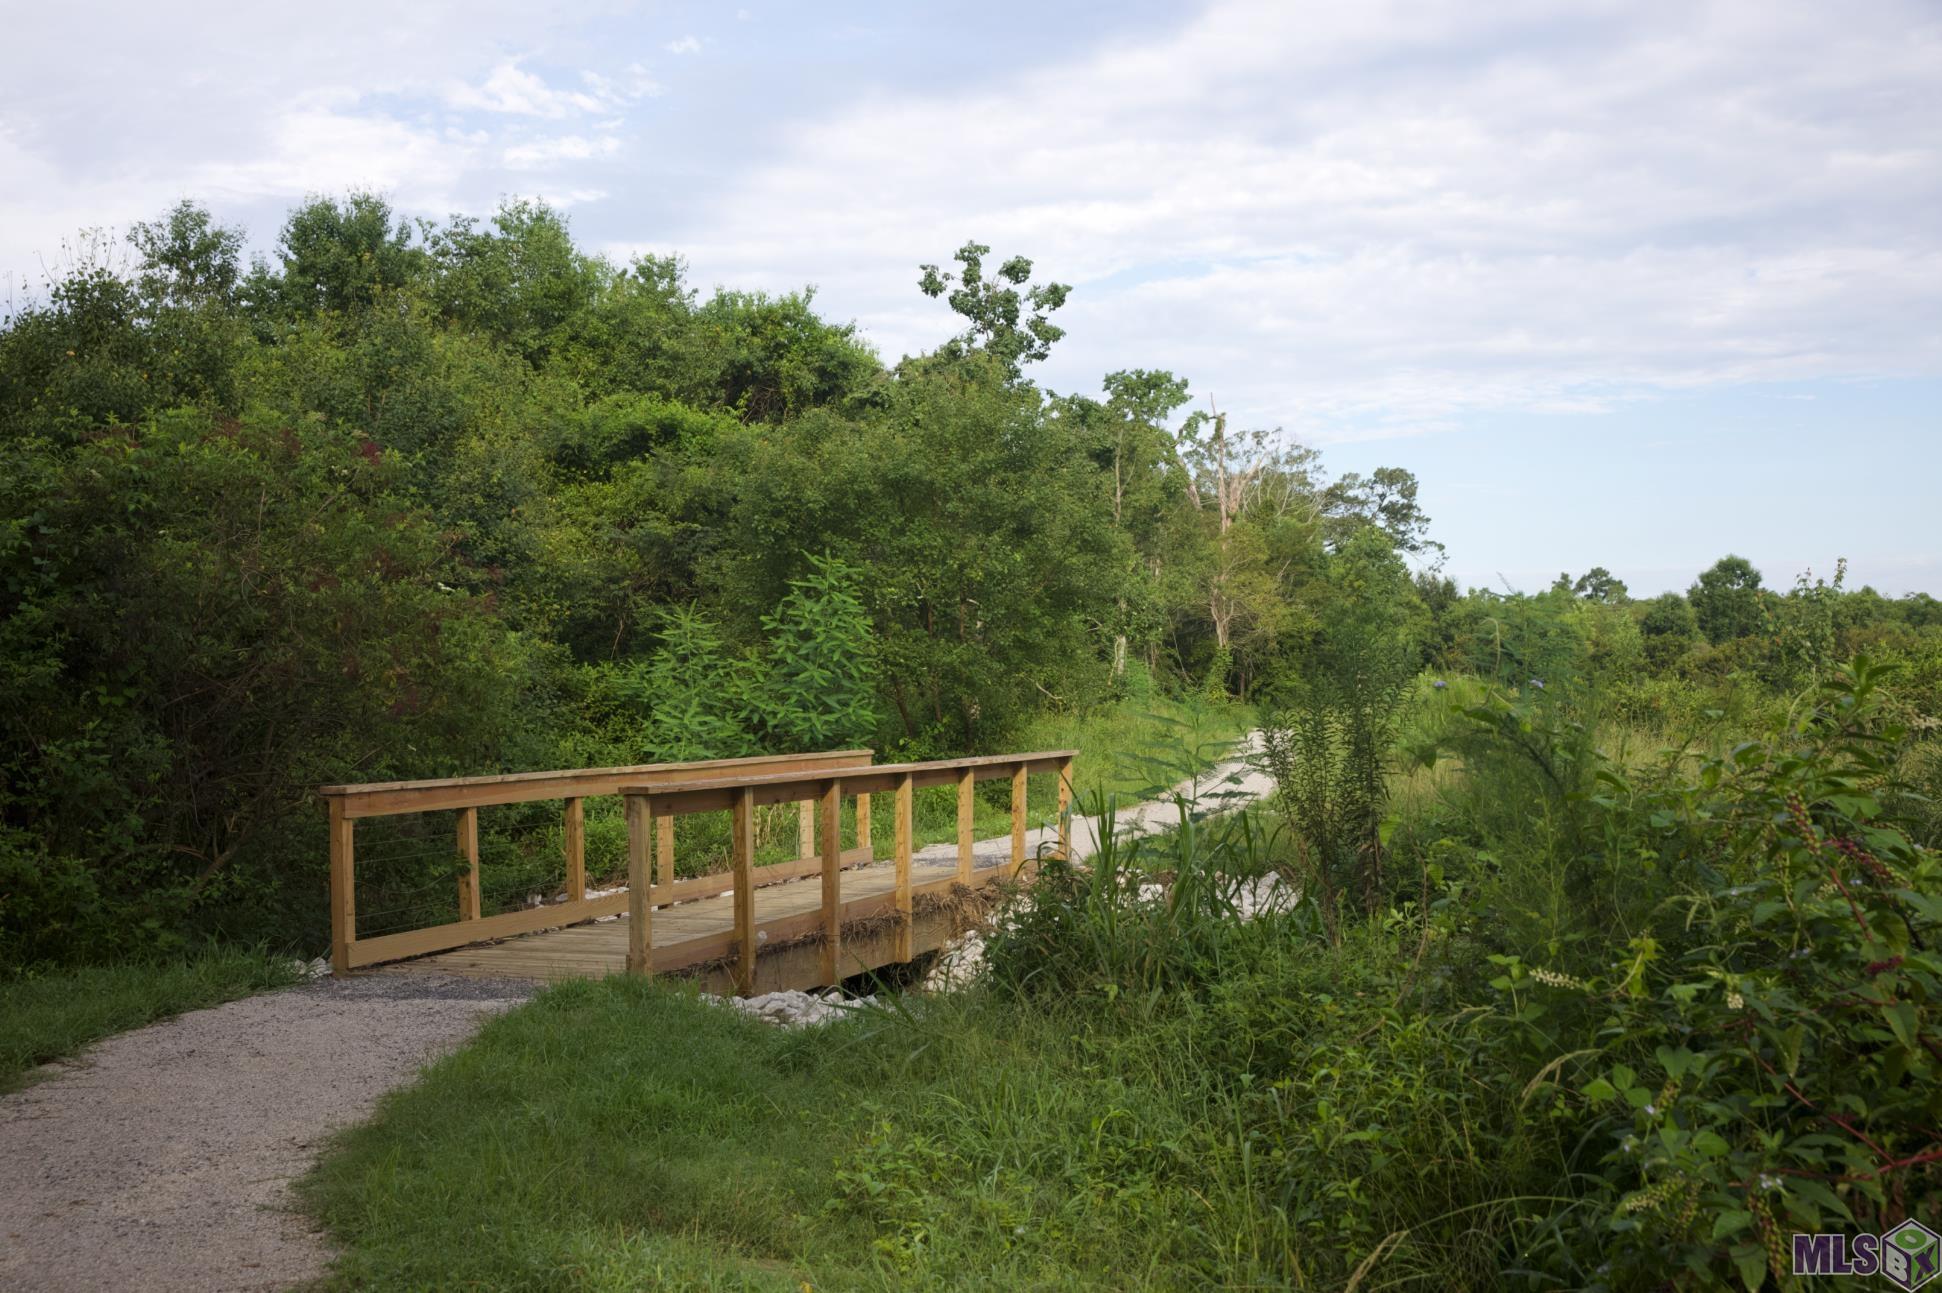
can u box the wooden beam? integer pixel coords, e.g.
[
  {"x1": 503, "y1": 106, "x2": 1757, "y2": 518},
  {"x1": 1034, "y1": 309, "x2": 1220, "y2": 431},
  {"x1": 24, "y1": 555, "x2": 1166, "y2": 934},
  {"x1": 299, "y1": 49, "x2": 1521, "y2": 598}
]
[
  {"x1": 342, "y1": 845, "x2": 874, "y2": 970},
  {"x1": 956, "y1": 768, "x2": 975, "y2": 885},
  {"x1": 328, "y1": 799, "x2": 355, "y2": 974},
  {"x1": 819, "y1": 779, "x2": 842, "y2": 984},
  {"x1": 894, "y1": 772, "x2": 914, "y2": 962},
  {"x1": 626, "y1": 795, "x2": 651, "y2": 975},
  {"x1": 1056, "y1": 757, "x2": 1074, "y2": 861},
  {"x1": 797, "y1": 799, "x2": 815, "y2": 863},
  {"x1": 625, "y1": 750, "x2": 1079, "y2": 817},
  {"x1": 563, "y1": 797, "x2": 585, "y2": 901},
  {"x1": 856, "y1": 791, "x2": 872, "y2": 856},
  {"x1": 349, "y1": 891, "x2": 629, "y2": 969},
  {"x1": 655, "y1": 813, "x2": 675, "y2": 890},
  {"x1": 320, "y1": 748, "x2": 874, "y2": 818},
  {"x1": 456, "y1": 806, "x2": 481, "y2": 921},
  {"x1": 1010, "y1": 763, "x2": 1027, "y2": 878},
  {"x1": 732, "y1": 787, "x2": 756, "y2": 996}
]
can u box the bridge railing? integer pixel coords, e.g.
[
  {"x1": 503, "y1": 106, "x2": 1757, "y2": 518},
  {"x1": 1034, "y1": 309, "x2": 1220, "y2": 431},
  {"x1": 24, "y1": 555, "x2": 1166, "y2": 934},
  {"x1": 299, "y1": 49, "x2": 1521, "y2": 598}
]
[
  {"x1": 318, "y1": 749, "x2": 874, "y2": 972},
  {"x1": 622, "y1": 750, "x2": 1076, "y2": 994}
]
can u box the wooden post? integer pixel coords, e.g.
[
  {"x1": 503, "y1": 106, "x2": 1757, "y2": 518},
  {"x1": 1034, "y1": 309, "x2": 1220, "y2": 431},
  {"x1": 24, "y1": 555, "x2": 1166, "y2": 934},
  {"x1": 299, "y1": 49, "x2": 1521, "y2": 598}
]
[
  {"x1": 894, "y1": 773, "x2": 914, "y2": 961},
  {"x1": 732, "y1": 787, "x2": 757, "y2": 996},
  {"x1": 625, "y1": 795, "x2": 652, "y2": 975},
  {"x1": 797, "y1": 799, "x2": 815, "y2": 862},
  {"x1": 328, "y1": 798, "x2": 355, "y2": 975},
  {"x1": 1009, "y1": 763, "x2": 1027, "y2": 878},
  {"x1": 820, "y1": 780, "x2": 842, "y2": 985},
  {"x1": 1056, "y1": 757, "x2": 1074, "y2": 861},
  {"x1": 956, "y1": 768, "x2": 975, "y2": 885},
  {"x1": 655, "y1": 814, "x2": 675, "y2": 894},
  {"x1": 856, "y1": 792, "x2": 872, "y2": 857},
  {"x1": 456, "y1": 806, "x2": 481, "y2": 921},
  {"x1": 563, "y1": 797, "x2": 585, "y2": 902}
]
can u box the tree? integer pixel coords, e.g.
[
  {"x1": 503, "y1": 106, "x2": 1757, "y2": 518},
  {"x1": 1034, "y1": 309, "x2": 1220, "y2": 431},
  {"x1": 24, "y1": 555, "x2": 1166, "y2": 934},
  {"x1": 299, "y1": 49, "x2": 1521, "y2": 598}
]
[
  {"x1": 1639, "y1": 592, "x2": 1698, "y2": 639},
  {"x1": 917, "y1": 241, "x2": 1071, "y2": 377},
  {"x1": 1572, "y1": 567, "x2": 1629, "y2": 603},
  {"x1": 269, "y1": 192, "x2": 426, "y2": 315},
  {"x1": 1322, "y1": 466, "x2": 1441, "y2": 557},
  {"x1": 127, "y1": 201, "x2": 243, "y2": 309},
  {"x1": 1073, "y1": 369, "x2": 1191, "y2": 678},
  {"x1": 1688, "y1": 555, "x2": 1767, "y2": 644}
]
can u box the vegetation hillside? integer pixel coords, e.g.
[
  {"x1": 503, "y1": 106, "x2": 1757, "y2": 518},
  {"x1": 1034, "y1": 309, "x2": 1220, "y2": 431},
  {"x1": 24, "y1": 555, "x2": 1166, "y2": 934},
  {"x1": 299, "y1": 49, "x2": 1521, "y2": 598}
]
[{"x1": 5, "y1": 196, "x2": 1940, "y2": 1287}]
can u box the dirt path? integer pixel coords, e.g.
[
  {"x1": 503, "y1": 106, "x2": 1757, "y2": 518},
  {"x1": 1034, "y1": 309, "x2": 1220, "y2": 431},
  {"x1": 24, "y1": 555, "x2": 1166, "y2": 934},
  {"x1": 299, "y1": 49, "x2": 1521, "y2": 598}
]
[
  {"x1": 0, "y1": 974, "x2": 534, "y2": 1292},
  {"x1": 0, "y1": 734, "x2": 1274, "y2": 1291}
]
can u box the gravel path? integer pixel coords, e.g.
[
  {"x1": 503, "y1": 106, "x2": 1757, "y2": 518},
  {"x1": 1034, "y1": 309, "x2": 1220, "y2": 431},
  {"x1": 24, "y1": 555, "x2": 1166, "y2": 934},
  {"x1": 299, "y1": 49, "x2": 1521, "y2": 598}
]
[
  {"x1": 0, "y1": 734, "x2": 1273, "y2": 1290},
  {"x1": 0, "y1": 973, "x2": 534, "y2": 1292}
]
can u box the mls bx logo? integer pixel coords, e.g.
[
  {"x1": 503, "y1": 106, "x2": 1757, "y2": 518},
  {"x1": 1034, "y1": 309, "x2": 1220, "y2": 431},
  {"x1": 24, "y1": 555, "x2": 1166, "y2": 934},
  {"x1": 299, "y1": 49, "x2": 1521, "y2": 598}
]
[{"x1": 1793, "y1": 1220, "x2": 1942, "y2": 1289}]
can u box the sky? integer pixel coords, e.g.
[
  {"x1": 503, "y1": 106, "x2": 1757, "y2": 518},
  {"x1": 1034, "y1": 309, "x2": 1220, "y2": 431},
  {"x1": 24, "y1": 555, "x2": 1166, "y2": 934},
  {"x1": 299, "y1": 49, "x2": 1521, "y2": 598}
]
[{"x1": 3, "y1": 0, "x2": 1938, "y2": 595}]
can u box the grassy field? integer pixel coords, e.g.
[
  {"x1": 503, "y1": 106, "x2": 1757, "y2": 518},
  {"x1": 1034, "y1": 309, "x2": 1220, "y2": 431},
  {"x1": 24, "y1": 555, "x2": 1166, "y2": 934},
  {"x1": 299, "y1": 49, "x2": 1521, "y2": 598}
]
[
  {"x1": 301, "y1": 975, "x2": 1281, "y2": 1291},
  {"x1": 0, "y1": 946, "x2": 298, "y2": 1091}
]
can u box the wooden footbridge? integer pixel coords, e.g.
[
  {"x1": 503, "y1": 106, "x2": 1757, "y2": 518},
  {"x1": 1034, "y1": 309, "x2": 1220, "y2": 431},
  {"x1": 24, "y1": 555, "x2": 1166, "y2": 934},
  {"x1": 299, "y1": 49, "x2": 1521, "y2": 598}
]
[{"x1": 321, "y1": 748, "x2": 1074, "y2": 994}]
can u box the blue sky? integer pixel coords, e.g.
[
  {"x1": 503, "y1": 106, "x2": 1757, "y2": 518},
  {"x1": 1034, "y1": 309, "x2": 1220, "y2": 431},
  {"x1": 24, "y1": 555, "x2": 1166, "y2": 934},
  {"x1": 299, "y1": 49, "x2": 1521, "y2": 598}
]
[{"x1": 4, "y1": 1, "x2": 1937, "y2": 594}]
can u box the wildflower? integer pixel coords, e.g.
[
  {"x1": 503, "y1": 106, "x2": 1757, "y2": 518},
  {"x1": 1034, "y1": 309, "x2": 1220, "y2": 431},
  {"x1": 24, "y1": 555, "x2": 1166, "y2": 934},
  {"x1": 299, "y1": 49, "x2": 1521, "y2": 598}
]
[
  {"x1": 1644, "y1": 1103, "x2": 1658, "y2": 1116},
  {"x1": 1727, "y1": 990, "x2": 1745, "y2": 1010},
  {"x1": 1760, "y1": 1174, "x2": 1780, "y2": 1191},
  {"x1": 1432, "y1": 679, "x2": 1447, "y2": 690},
  {"x1": 1529, "y1": 677, "x2": 1545, "y2": 689}
]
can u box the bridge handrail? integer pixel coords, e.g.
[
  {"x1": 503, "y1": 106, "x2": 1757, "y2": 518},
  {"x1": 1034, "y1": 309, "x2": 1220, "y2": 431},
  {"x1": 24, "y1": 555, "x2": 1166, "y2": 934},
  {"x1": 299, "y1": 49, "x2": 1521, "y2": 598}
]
[
  {"x1": 321, "y1": 749, "x2": 874, "y2": 972},
  {"x1": 620, "y1": 750, "x2": 1077, "y2": 994}
]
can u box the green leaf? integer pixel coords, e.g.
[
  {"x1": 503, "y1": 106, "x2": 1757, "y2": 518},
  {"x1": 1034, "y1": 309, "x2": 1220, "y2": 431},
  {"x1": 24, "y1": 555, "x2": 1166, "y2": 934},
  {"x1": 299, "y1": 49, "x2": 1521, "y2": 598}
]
[
  {"x1": 1733, "y1": 1243, "x2": 1769, "y2": 1290},
  {"x1": 1883, "y1": 1002, "x2": 1919, "y2": 1051},
  {"x1": 1780, "y1": 1024, "x2": 1805, "y2": 1077},
  {"x1": 1582, "y1": 1077, "x2": 1617, "y2": 1102},
  {"x1": 1712, "y1": 1209, "x2": 1752, "y2": 1241}
]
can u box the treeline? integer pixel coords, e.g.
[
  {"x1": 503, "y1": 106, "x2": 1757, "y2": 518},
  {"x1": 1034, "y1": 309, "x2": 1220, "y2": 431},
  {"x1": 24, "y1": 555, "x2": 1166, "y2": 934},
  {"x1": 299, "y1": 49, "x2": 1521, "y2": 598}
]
[
  {"x1": 5, "y1": 196, "x2": 1937, "y2": 965},
  {"x1": 0, "y1": 197, "x2": 1432, "y2": 964},
  {"x1": 1416, "y1": 556, "x2": 1942, "y2": 731}
]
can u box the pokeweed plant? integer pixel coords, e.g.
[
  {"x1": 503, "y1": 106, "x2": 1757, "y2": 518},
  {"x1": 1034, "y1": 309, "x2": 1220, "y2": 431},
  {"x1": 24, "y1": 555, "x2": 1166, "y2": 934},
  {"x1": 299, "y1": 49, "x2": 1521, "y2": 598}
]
[{"x1": 1493, "y1": 658, "x2": 1941, "y2": 1290}]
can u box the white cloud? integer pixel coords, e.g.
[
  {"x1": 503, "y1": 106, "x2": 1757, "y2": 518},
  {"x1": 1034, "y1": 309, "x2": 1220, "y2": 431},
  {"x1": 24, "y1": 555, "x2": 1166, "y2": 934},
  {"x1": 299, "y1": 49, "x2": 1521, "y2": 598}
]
[
  {"x1": 502, "y1": 134, "x2": 623, "y2": 169},
  {"x1": 447, "y1": 61, "x2": 606, "y2": 117},
  {"x1": 665, "y1": 35, "x2": 702, "y2": 55},
  {"x1": 632, "y1": 0, "x2": 1942, "y2": 437}
]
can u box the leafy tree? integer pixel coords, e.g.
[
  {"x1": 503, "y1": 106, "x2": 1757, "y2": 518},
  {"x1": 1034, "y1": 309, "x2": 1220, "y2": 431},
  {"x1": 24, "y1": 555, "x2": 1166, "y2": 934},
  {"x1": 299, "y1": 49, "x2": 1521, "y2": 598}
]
[
  {"x1": 1571, "y1": 566, "x2": 1628, "y2": 603},
  {"x1": 918, "y1": 241, "x2": 1071, "y2": 377},
  {"x1": 1688, "y1": 554, "x2": 1767, "y2": 644},
  {"x1": 425, "y1": 200, "x2": 601, "y2": 363},
  {"x1": 628, "y1": 608, "x2": 756, "y2": 762},
  {"x1": 1638, "y1": 591, "x2": 1697, "y2": 639},
  {"x1": 0, "y1": 412, "x2": 539, "y2": 959},
  {"x1": 1323, "y1": 466, "x2": 1441, "y2": 557},
  {"x1": 128, "y1": 201, "x2": 244, "y2": 309},
  {"x1": 755, "y1": 554, "x2": 880, "y2": 751},
  {"x1": 267, "y1": 192, "x2": 427, "y2": 316}
]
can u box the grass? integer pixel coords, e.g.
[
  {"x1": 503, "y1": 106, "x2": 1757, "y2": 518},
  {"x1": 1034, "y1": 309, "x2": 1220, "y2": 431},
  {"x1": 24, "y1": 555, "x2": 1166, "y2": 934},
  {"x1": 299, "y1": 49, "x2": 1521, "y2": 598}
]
[
  {"x1": 303, "y1": 975, "x2": 1284, "y2": 1291},
  {"x1": 0, "y1": 945, "x2": 299, "y2": 1091}
]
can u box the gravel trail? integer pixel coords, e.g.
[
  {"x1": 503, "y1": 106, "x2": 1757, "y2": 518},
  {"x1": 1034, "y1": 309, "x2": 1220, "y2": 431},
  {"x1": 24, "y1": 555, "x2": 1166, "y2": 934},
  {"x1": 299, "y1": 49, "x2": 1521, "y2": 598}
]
[{"x1": 0, "y1": 973, "x2": 534, "y2": 1292}]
